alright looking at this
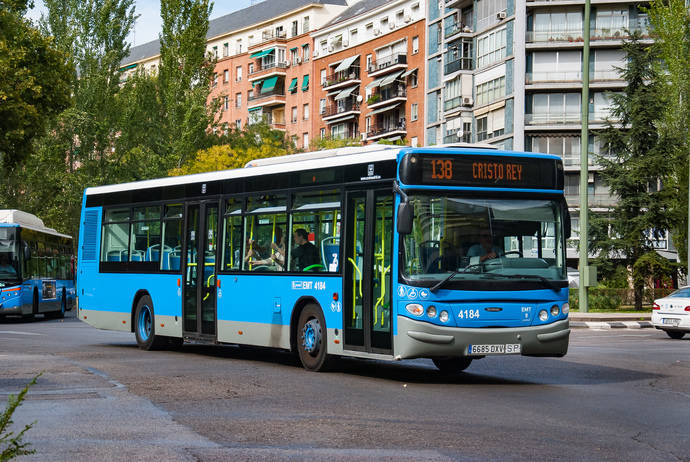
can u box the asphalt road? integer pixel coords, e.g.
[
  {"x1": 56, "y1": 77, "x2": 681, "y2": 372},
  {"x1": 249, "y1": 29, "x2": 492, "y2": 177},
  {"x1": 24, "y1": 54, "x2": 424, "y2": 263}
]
[{"x1": 1, "y1": 311, "x2": 688, "y2": 461}]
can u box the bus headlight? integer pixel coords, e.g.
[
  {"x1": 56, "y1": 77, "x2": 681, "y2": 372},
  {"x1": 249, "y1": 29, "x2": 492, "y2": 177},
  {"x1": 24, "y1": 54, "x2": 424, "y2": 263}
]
[
  {"x1": 539, "y1": 310, "x2": 549, "y2": 322},
  {"x1": 562, "y1": 303, "x2": 570, "y2": 315},
  {"x1": 550, "y1": 305, "x2": 560, "y2": 317},
  {"x1": 426, "y1": 305, "x2": 437, "y2": 318},
  {"x1": 406, "y1": 303, "x2": 424, "y2": 317},
  {"x1": 439, "y1": 310, "x2": 450, "y2": 323}
]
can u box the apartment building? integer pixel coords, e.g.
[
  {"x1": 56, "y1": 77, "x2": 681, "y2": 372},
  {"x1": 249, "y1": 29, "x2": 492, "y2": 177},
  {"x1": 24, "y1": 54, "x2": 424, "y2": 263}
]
[
  {"x1": 427, "y1": 0, "x2": 675, "y2": 263},
  {"x1": 311, "y1": 0, "x2": 426, "y2": 145}
]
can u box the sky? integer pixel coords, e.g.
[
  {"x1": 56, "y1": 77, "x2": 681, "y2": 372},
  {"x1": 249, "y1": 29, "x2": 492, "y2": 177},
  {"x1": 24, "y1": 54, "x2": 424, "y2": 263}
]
[{"x1": 27, "y1": 0, "x2": 258, "y2": 46}]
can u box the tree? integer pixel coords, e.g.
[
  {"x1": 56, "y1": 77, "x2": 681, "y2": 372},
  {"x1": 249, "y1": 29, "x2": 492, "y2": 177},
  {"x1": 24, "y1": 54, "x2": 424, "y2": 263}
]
[
  {"x1": 171, "y1": 124, "x2": 289, "y2": 176},
  {"x1": 647, "y1": 0, "x2": 690, "y2": 267},
  {"x1": 589, "y1": 34, "x2": 678, "y2": 310},
  {"x1": 0, "y1": 0, "x2": 71, "y2": 170},
  {"x1": 158, "y1": 0, "x2": 216, "y2": 169}
]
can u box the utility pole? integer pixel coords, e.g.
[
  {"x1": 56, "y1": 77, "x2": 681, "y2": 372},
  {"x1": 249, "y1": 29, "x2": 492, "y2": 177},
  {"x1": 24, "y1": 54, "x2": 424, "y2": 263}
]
[{"x1": 578, "y1": 0, "x2": 592, "y2": 312}]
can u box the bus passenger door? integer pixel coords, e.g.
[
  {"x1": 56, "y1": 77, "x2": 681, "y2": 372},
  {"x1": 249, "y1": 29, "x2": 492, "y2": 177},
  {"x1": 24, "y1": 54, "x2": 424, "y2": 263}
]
[
  {"x1": 182, "y1": 201, "x2": 219, "y2": 338},
  {"x1": 343, "y1": 190, "x2": 393, "y2": 354}
]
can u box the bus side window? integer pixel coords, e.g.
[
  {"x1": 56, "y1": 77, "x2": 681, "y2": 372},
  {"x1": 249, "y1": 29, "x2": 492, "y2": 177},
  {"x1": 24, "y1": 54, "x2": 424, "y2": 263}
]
[
  {"x1": 222, "y1": 198, "x2": 243, "y2": 271},
  {"x1": 101, "y1": 208, "x2": 130, "y2": 264},
  {"x1": 290, "y1": 190, "x2": 341, "y2": 273},
  {"x1": 130, "y1": 206, "x2": 162, "y2": 264},
  {"x1": 244, "y1": 194, "x2": 287, "y2": 272},
  {"x1": 161, "y1": 204, "x2": 183, "y2": 271}
]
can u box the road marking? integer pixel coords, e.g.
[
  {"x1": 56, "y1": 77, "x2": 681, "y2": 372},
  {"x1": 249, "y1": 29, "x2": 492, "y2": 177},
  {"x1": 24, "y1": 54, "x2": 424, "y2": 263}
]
[{"x1": 0, "y1": 331, "x2": 42, "y2": 336}]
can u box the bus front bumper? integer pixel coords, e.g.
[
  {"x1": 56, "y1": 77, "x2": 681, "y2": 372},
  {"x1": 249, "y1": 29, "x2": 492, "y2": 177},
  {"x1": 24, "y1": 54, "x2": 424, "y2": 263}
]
[{"x1": 396, "y1": 316, "x2": 570, "y2": 360}]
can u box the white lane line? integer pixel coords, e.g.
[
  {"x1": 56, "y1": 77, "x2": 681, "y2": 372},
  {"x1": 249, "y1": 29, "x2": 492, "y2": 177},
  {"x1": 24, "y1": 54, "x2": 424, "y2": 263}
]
[{"x1": 0, "y1": 331, "x2": 42, "y2": 336}]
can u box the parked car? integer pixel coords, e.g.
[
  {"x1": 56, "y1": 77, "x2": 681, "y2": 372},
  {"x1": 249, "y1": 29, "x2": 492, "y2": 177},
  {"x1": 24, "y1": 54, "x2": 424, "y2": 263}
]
[
  {"x1": 567, "y1": 267, "x2": 579, "y2": 288},
  {"x1": 652, "y1": 287, "x2": 690, "y2": 339}
]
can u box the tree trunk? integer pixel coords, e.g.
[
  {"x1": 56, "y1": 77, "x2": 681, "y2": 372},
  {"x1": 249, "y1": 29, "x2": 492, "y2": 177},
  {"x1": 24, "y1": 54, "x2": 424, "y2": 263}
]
[{"x1": 633, "y1": 279, "x2": 644, "y2": 311}]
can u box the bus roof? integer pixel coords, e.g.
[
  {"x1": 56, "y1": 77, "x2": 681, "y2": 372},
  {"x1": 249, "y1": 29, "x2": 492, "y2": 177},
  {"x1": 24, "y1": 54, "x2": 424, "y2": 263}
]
[
  {"x1": 0, "y1": 210, "x2": 72, "y2": 239},
  {"x1": 84, "y1": 145, "x2": 560, "y2": 197}
]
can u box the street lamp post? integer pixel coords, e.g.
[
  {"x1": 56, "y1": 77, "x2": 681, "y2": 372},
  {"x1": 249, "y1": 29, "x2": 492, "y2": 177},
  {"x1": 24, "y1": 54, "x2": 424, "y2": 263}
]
[{"x1": 579, "y1": 0, "x2": 592, "y2": 312}]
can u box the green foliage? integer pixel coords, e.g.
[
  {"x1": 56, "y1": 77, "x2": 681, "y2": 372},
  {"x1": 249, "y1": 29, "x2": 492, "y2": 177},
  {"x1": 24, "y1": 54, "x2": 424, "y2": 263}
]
[
  {"x1": 598, "y1": 264, "x2": 630, "y2": 289},
  {"x1": 0, "y1": 0, "x2": 72, "y2": 168},
  {"x1": 312, "y1": 137, "x2": 362, "y2": 151},
  {"x1": 376, "y1": 138, "x2": 407, "y2": 146},
  {"x1": 589, "y1": 33, "x2": 678, "y2": 309},
  {"x1": 0, "y1": 373, "x2": 40, "y2": 461},
  {"x1": 569, "y1": 289, "x2": 622, "y2": 311},
  {"x1": 647, "y1": 0, "x2": 690, "y2": 269}
]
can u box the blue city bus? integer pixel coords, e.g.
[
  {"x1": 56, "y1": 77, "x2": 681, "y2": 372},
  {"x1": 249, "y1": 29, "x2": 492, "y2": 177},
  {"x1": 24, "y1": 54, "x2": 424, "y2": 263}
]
[
  {"x1": 0, "y1": 210, "x2": 76, "y2": 319},
  {"x1": 76, "y1": 145, "x2": 570, "y2": 372}
]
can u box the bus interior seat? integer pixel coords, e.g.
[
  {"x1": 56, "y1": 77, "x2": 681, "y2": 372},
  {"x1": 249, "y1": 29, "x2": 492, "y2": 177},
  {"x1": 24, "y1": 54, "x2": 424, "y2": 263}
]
[
  {"x1": 107, "y1": 250, "x2": 122, "y2": 262},
  {"x1": 321, "y1": 236, "x2": 340, "y2": 272},
  {"x1": 146, "y1": 244, "x2": 160, "y2": 262},
  {"x1": 129, "y1": 250, "x2": 144, "y2": 262},
  {"x1": 169, "y1": 251, "x2": 181, "y2": 271}
]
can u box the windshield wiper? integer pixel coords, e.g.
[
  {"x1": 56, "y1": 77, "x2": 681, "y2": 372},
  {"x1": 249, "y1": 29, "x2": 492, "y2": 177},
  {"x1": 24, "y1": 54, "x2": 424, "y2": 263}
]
[
  {"x1": 479, "y1": 273, "x2": 560, "y2": 292},
  {"x1": 429, "y1": 269, "x2": 461, "y2": 293}
]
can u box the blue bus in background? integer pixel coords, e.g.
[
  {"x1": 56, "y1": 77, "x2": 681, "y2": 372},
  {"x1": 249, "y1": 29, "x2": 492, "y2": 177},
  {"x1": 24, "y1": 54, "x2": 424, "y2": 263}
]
[
  {"x1": 0, "y1": 210, "x2": 76, "y2": 319},
  {"x1": 76, "y1": 145, "x2": 571, "y2": 372}
]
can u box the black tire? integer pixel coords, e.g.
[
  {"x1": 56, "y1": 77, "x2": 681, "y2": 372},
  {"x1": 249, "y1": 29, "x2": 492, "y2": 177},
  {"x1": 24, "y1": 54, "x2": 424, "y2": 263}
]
[
  {"x1": 134, "y1": 296, "x2": 166, "y2": 350},
  {"x1": 433, "y1": 357, "x2": 473, "y2": 374},
  {"x1": 296, "y1": 304, "x2": 331, "y2": 372},
  {"x1": 666, "y1": 330, "x2": 686, "y2": 340}
]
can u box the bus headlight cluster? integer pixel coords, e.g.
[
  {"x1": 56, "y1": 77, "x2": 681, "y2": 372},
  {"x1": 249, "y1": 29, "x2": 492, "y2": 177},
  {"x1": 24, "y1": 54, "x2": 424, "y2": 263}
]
[
  {"x1": 439, "y1": 311, "x2": 450, "y2": 323},
  {"x1": 406, "y1": 303, "x2": 424, "y2": 317},
  {"x1": 426, "y1": 305, "x2": 437, "y2": 318},
  {"x1": 550, "y1": 305, "x2": 560, "y2": 317},
  {"x1": 562, "y1": 303, "x2": 570, "y2": 314},
  {"x1": 538, "y1": 310, "x2": 549, "y2": 322}
]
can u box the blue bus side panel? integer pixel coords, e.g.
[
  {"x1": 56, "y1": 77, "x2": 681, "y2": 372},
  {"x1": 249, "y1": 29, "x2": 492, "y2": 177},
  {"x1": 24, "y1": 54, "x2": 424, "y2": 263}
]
[{"x1": 77, "y1": 206, "x2": 102, "y2": 312}]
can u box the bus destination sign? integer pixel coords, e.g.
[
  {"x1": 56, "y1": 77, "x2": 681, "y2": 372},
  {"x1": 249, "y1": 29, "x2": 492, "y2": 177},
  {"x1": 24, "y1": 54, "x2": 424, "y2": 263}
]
[{"x1": 401, "y1": 154, "x2": 560, "y2": 190}]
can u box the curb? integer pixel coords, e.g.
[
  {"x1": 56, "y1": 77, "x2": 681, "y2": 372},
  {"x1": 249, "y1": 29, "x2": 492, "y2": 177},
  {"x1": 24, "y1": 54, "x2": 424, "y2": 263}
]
[{"x1": 570, "y1": 321, "x2": 653, "y2": 329}]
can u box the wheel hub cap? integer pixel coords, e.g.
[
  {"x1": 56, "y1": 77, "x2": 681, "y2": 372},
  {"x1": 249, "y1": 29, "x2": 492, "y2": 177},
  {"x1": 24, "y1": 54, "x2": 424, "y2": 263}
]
[{"x1": 302, "y1": 319, "x2": 321, "y2": 356}]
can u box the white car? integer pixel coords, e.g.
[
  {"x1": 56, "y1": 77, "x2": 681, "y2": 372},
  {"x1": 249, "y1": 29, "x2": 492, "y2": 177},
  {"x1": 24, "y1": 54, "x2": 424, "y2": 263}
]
[{"x1": 652, "y1": 287, "x2": 690, "y2": 339}]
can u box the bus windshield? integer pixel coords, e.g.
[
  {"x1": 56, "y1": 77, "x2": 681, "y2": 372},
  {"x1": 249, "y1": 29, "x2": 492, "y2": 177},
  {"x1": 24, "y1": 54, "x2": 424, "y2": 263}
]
[
  {"x1": 401, "y1": 195, "x2": 566, "y2": 289},
  {"x1": 0, "y1": 228, "x2": 20, "y2": 284}
]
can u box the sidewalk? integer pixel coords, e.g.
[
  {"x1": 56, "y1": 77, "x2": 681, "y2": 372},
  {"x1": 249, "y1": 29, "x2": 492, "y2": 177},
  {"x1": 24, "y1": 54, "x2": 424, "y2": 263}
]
[{"x1": 569, "y1": 312, "x2": 652, "y2": 329}]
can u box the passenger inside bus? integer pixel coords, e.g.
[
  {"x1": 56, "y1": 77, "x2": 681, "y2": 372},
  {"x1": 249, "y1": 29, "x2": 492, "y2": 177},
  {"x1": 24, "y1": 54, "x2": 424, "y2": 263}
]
[
  {"x1": 0, "y1": 254, "x2": 16, "y2": 277},
  {"x1": 291, "y1": 228, "x2": 319, "y2": 271},
  {"x1": 251, "y1": 228, "x2": 286, "y2": 271}
]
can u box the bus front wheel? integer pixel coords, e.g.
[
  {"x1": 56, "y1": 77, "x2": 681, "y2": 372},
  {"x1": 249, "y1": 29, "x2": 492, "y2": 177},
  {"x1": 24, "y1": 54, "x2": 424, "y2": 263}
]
[
  {"x1": 433, "y1": 357, "x2": 473, "y2": 374},
  {"x1": 297, "y1": 304, "x2": 331, "y2": 372},
  {"x1": 134, "y1": 296, "x2": 165, "y2": 350}
]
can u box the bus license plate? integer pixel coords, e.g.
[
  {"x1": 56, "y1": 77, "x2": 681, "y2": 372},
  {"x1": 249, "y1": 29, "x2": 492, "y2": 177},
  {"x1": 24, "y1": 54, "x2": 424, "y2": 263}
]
[
  {"x1": 468, "y1": 344, "x2": 521, "y2": 355},
  {"x1": 662, "y1": 318, "x2": 680, "y2": 326}
]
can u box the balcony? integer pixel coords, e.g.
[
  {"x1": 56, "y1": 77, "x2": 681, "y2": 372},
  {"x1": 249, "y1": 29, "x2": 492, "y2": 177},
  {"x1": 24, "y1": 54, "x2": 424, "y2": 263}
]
[
  {"x1": 248, "y1": 60, "x2": 288, "y2": 79},
  {"x1": 443, "y1": 132, "x2": 472, "y2": 144},
  {"x1": 367, "y1": 120, "x2": 407, "y2": 141},
  {"x1": 367, "y1": 86, "x2": 407, "y2": 110},
  {"x1": 322, "y1": 101, "x2": 361, "y2": 123},
  {"x1": 526, "y1": 71, "x2": 581, "y2": 84},
  {"x1": 526, "y1": 112, "x2": 582, "y2": 126},
  {"x1": 526, "y1": 29, "x2": 584, "y2": 43},
  {"x1": 526, "y1": 26, "x2": 651, "y2": 45},
  {"x1": 444, "y1": 21, "x2": 473, "y2": 39},
  {"x1": 247, "y1": 88, "x2": 286, "y2": 109},
  {"x1": 248, "y1": 30, "x2": 287, "y2": 49},
  {"x1": 323, "y1": 67, "x2": 361, "y2": 91},
  {"x1": 444, "y1": 57, "x2": 473, "y2": 75},
  {"x1": 367, "y1": 54, "x2": 407, "y2": 78}
]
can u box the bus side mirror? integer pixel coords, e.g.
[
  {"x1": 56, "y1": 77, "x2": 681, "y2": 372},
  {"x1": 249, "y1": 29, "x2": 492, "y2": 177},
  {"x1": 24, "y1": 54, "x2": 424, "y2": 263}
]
[
  {"x1": 397, "y1": 202, "x2": 414, "y2": 235},
  {"x1": 23, "y1": 242, "x2": 31, "y2": 261}
]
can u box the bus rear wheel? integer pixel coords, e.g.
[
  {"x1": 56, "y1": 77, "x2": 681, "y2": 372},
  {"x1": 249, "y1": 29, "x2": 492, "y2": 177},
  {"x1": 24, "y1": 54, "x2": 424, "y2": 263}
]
[
  {"x1": 297, "y1": 304, "x2": 331, "y2": 372},
  {"x1": 433, "y1": 357, "x2": 473, "y2": 374},
  {"x1": 134, "y1": 296, "x2": 165, "y2": 350}
]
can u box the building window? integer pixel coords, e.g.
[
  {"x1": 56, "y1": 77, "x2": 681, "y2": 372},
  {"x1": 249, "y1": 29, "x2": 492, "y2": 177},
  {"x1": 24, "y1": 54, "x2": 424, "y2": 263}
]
[
  {"x1": 475, "y1": 76, "x2": 506, "y2": 107},
  {"x1": 320, "y1": 40, "x2": 327, "y2": 55},
  {"x1": 212, "y1": 73, "x2": 218, "y2": 87},
  {"x1": 411, "y1": 136, "x2": 418, "y2": 147},
  {"x1": 292, "y1": 106, "x2": 298, "y2": 123},
  {"x1": 320, "y1": 128, "x2": 326, "y2": 139},
  {"x1": 235, "y1": 119, "x2": 242, "y2": 130},
  {"x1": 409, "y1": 70, "x2": 418, "y2": 88},
  {"x1": 223, "y1": 96, "x2": 229, "y2": 111},
  {"x1": 331, "y1": 123, "x2": 346, "y2": 140},
  {"x1": 529, "y1": 93, "x2": 581, "y2": 124},
  {"x1": 292, "y1": 20, "x2": 298, "y2": 37},
  {"x1": 411, "y1": 103, "x2": 418, "y2": 121},
  {"x1": 303, "y1": 103, "x2": 309, "y2": 120},
  {"x1": 212, "y1": 46, "x2": 218, "y2": 58},
  {"x1": 303, "y1": 16, "x2": 310, "y2": 33},
  {"x1": 320, "y1": 69, "x2": 327, "y2": 86},
  {"x1": 319, "y1": 98, "x2": 326, "y2": 114},
  {"x1": 412, "y1": 36, "x2": 419, "y2": 54},
  {"x1": 291, "y1": 49, "x2": 299, "y2": 65},
  {"x1": 223, "y1": 43, "x2": 229, "y2": 57},
  {"x1": 236, "y1": 66, "x2": 242, "y2": 81},
  {"x1": 350, "y1": 28, "x2": 358, "y2": 45},
  {"x1": 235, "y1": 93, "x2": 242, "y2": 108},
  {"x1": 236, "y1": 39, "x2": 243, "y2": 54},
  {"x1": 303, "y1": 132, "x2": 309, "y2": 148},
  {"x1": 476, "y1": 0, "x2": 507, "y2": 32},
  {"x1": 477, "y1": 116, "x2": 488, "y2": 141},
  {"x1": 248, "y1": 63, "x2": 254, "y2": 74},
  {"x1": 477, "y1": 28, "x2": 507, "y2": 69},
  {"x1": 302, "y1": 44, "x2": 310, "y2": 62}
]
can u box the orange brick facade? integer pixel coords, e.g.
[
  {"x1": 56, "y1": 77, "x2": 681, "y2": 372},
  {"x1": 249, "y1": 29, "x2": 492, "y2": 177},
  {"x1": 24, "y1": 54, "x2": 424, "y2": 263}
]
[{"x1": 209, "y1": 19, "x2": 425, "y2": 149}]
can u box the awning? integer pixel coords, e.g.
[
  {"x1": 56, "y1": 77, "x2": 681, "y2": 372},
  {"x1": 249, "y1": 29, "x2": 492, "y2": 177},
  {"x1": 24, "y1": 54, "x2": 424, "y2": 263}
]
[
  {"x1": 250, "y1": 48, "x2": 275, "y2": 59},
  {"x1": 366, "y1": 76, "x2": 386, "y2": 90},
  {"x1": 261, "y1": 75, "x2": 278, "y2": 94},
  {"x1": 302, "y1": 74, "x2": 309, "y2": 91},
  {"x1": 379, "y1": 71, "x2": 403, "y2": 87},
  {"x1": 334, "y1": 55, "x2": 359, "y2": 73},
  {"x1": 369, "y1": 103, "x2": 400, "y2": 116},
  {"x1": 334, "y1": 86, "x2": 357, "y2": 101},
  {"x1": 325, "y1": 114, "x2": 356, "y2": 124},
  {"x1": 288, "y1": 77, "x2": 298, "y2": 92},
  {"x1": 248, "y1": 107, "x2": 263, "y2": 112},
  {"x1": 290, "y1": 47, "x2": 298, "y2": 51},
  {"x1": 401, "y1": 67, "x2": 418, "y2": 78}
]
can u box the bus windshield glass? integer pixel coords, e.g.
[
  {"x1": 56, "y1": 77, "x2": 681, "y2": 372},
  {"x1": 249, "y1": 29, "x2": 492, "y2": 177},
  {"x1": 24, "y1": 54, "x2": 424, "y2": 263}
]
[
  {"x1": 0, "y1": 228, "x2": 20, "y2": 283},
  {"x1": 401, "y1": 195, "x2": 566, "y2": 289}
]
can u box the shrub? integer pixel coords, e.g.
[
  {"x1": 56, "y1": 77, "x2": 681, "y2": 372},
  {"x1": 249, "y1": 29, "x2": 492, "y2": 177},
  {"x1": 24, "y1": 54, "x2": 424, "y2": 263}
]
[{"x1": 0, "y1": 374, "x2": 40, "y2": 461}]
